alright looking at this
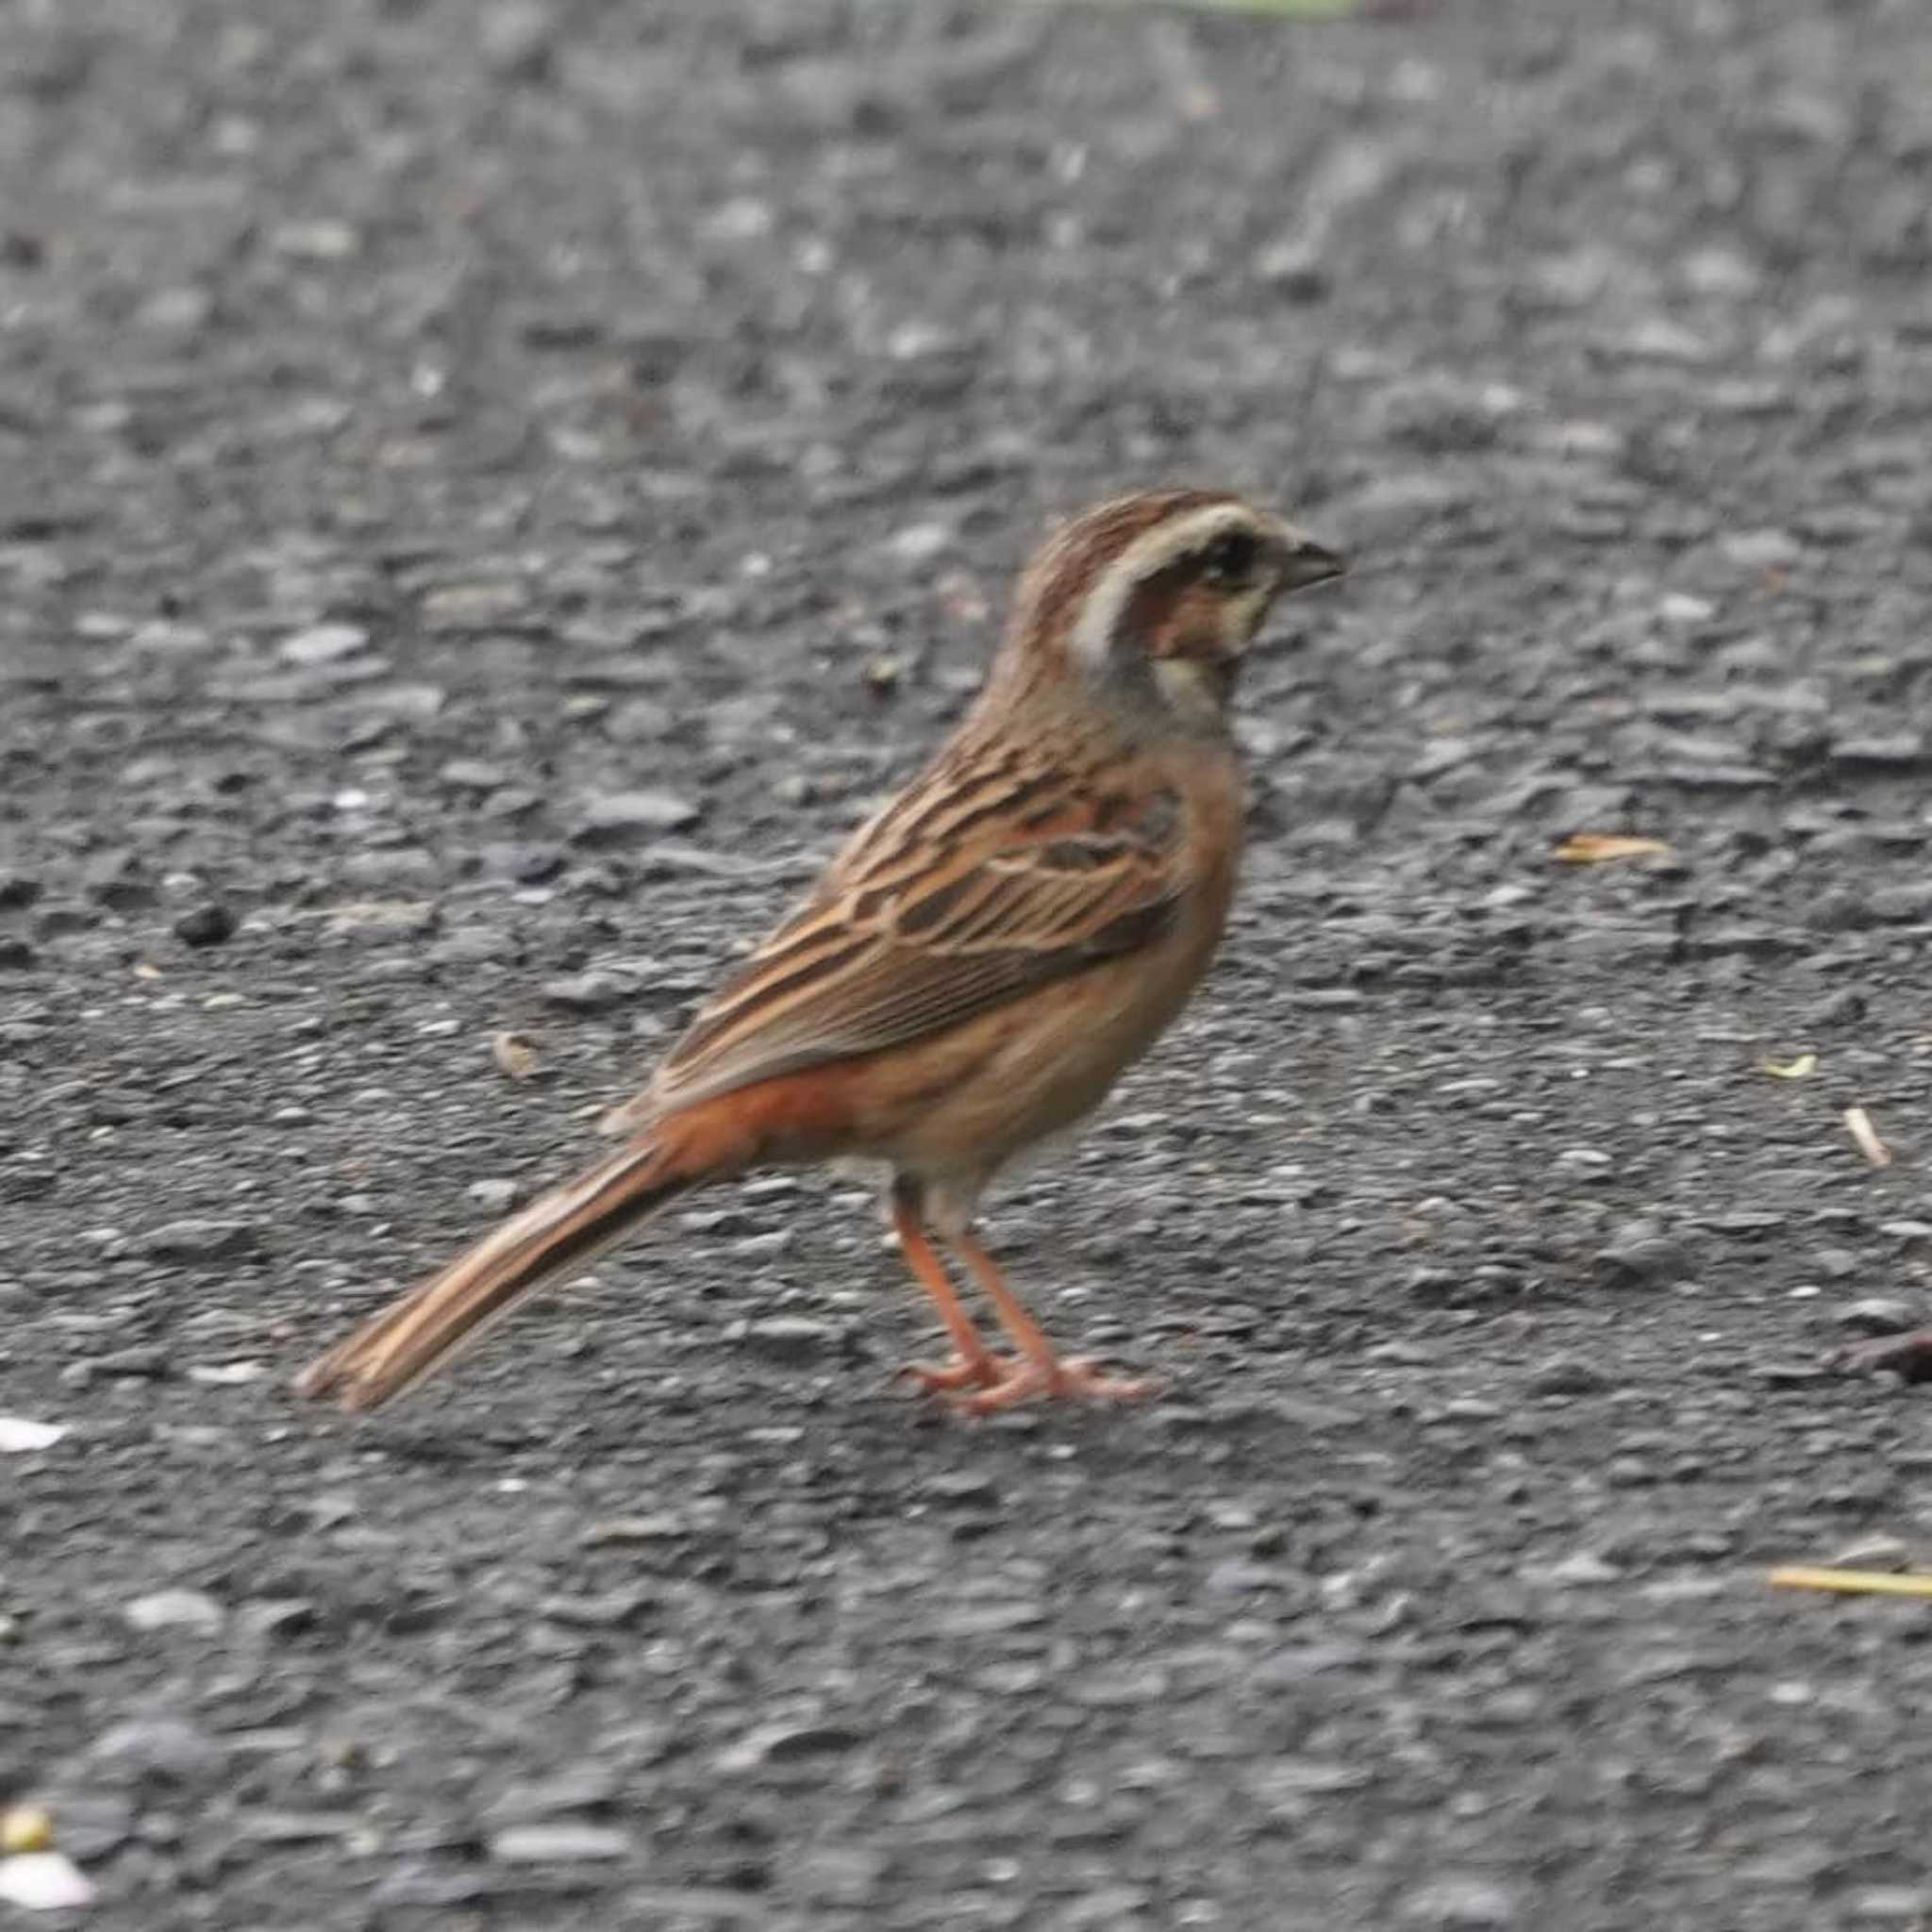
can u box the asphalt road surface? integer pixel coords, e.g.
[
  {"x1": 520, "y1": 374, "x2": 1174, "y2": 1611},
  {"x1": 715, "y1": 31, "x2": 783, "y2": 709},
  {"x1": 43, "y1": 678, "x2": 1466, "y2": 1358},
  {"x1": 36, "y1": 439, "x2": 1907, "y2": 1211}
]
[{"x1": 5, "y1": 1, "x2": 1932, "y2": 1926}]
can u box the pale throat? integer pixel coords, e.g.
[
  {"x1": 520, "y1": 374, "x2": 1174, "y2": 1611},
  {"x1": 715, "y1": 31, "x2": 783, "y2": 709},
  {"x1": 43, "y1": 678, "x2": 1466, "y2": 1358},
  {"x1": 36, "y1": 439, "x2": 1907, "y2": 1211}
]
[{"x1": 1152, "y1": 655, "x2": 1238, "y2": 729}]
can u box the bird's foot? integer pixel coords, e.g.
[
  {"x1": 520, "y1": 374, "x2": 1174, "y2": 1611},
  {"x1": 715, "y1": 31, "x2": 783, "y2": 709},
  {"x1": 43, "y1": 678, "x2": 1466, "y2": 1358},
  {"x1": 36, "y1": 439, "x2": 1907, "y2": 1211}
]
[
  {"x1": 946, "y1": 1355, "x2": 1160, "y2": 1416},
  {"x1": 899, "y1": 1350, "x2": 1011, "y2": 1393}
]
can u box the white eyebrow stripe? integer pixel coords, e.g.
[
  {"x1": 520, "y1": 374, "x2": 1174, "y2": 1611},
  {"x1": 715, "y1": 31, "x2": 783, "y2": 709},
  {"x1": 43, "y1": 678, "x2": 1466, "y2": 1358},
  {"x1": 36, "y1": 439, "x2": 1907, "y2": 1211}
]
[{"x1": 1065, "y1": 504, "x2": 1270, "y2": 668}]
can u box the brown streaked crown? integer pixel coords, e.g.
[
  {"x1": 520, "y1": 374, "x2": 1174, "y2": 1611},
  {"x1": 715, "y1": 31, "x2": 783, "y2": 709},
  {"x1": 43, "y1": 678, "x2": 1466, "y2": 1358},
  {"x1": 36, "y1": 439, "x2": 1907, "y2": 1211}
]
[{"x1": 1006, "y1": 489, "x2": 1246, "y2": 662}]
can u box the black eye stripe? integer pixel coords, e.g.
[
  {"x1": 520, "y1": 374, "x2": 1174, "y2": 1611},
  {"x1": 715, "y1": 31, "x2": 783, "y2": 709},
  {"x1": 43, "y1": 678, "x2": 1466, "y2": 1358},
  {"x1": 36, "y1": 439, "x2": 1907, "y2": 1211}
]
[{"x1": 1197, "y1": 528, "x2": 1259, "y2": 583}]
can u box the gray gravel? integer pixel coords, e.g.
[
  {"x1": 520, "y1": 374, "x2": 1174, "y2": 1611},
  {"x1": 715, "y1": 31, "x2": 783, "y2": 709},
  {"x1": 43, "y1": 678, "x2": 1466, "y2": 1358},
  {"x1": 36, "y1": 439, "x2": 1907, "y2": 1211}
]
[{"x1": 4, "y1": 1, "x2": 1932, "y2": 1927}]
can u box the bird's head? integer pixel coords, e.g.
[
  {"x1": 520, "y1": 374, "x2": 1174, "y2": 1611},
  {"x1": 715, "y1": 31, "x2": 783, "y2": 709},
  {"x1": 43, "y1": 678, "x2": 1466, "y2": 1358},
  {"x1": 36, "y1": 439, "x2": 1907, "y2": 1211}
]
[{"x1": 994, "y1": 489, "x2": 1345, "y2": 731}]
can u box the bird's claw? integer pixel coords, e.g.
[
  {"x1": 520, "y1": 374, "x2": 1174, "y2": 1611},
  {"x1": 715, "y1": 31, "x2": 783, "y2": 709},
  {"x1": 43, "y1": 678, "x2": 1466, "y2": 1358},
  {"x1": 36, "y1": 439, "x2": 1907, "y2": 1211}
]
[
  {"x1": 945, "y1": 1356, "x2": 1160, "y2": 1416},
  {"x1": 899, "y1": 1351, "x2": 1011, "y2": 1393}
]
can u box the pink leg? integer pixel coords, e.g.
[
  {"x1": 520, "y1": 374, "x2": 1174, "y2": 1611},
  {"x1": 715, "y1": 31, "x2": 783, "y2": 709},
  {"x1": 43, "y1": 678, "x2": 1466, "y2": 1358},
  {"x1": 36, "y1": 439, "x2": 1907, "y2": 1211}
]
[
  {"x1": 940, "y1": 1226, "x2": 1159, "y2": 1415},
  {"x1": 888, "y1": 1192, "x2": 1005, "y2": 1392}
]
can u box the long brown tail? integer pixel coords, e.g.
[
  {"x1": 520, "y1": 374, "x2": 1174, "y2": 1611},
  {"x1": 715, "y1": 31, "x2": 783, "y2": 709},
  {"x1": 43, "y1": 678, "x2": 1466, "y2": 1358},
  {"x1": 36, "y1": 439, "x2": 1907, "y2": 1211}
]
[{"x1": 294, "y1": 1125, "x2": 721, "y2": 1413}]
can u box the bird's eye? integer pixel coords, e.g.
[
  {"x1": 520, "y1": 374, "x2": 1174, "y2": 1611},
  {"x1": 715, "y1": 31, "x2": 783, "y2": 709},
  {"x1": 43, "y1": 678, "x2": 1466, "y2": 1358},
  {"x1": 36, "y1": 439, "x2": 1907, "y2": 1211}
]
[{"x1": 1199, "y1": 529, "x2": 1259, "y2": 585}]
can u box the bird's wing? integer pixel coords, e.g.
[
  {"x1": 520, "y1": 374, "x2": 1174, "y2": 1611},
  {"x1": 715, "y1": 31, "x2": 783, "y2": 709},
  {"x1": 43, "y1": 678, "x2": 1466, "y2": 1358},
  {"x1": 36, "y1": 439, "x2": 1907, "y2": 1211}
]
[{"x1": 637, "y1": 749, "x2": 1191, "y2": 1114}]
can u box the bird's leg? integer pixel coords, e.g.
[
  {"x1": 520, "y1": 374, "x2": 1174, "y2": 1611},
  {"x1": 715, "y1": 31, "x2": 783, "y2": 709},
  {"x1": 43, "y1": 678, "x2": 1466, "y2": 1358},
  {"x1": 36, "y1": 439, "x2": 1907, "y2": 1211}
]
[
  {"x1": 887, "y1": 1187, "x2": 1005, "y2": 1392},
  {"x1": 941, "y1": 1226, "x2": 1159, "y2": 1414}
]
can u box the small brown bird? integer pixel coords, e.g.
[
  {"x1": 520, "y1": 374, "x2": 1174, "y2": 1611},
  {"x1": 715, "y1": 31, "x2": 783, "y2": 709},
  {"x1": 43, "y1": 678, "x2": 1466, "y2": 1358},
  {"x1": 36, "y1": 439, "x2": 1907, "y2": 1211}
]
[{"x1": 296, "y1": 489, "x2": 1344, "y2": 1416}]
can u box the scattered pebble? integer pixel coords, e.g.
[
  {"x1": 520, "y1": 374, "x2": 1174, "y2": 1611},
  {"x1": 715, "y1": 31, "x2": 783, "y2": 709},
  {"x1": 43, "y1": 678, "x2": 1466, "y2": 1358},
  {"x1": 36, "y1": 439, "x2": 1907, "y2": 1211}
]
[
  {"x1": 1525, "y1": 1357, "x2": 1609, "y2": 1397},
  {"x1": 141, "y1": 1219, "x2": 263, "y2": 1262},
  {"x1": 1252, "y1": 235, "x2": 1330, "y2": 298},
  {"x1": 279, "y1": 622, "x2": 369, "y2": 666},
  {"x1": 273, "y1": 218, "x2": 358, "y2": 260},
  {"x1": 572, "y1": 791, "x2": 702, "y2": 844},
  {"x1": 922, "y1": 1471, "x2": 1000, "y2": 1507},
  {"x1": 1845, "y1": 1888, "x2": 1932, "y2": 1925},
  {"x1": 186, "y1": 1360, "x2": 268, "y2": 1386},
  {"x1": 541, "y1": 971, "x2": 630, "y2": 1011},
  {"x1": 1552, "y1": 1147, "x2": 1614, "y2": 1171},
  {"x1": 738, "y1": 1316, "x2": 839, "y2": 1365},
  {"x1": 0, "y1": 1418, "x2": 66, "y2": 1453},
  {"x1": 1594, "y1": 1229, "x2": 1690, "y2": 1288},
  {"x1": 1862, "y1": 883, "x2": 1932, "y2": 925},
  {"x1": 1400, "y1": 1874, "x2": 1521, "y2": 1927},
  {"x1": 172, "y1": 901, "x2": 237, "y2": 947},
  {"x1": 90, "y1": 1715, "x2": 227, "y2": 1780},
  {"x1": 488, "y1": 1824, "x2": 632, "y2": 1864},
  {"x1": 325, "y1": 899, "x2": 438, "y2": 940},
  {"x1": 1836, "y1": 1298, "x2": 1917, "y2": 1337},
  {"x1": 884, "y1": 522, "x2": 951, "y2": 565},
  {"x1": 0, "y1": 1852, "x2": 94, "y2": 1911},
  {"x1": 483, "y1": 1767, "x2": 621, "y2": 1824},
  {"x1": 1719, "y1": 528, "x2": 1800, "y2": 570},
  {"x1": 441, "y1": 758, "x2": 508, "y2": 791},
  {"x1": 1530, "y1": 1550, "x2": 1624, "y2": 1587},
  {"x1": 1826, "y1": 1534, "x2": 1911, "y2": 1573},
  {"x1": 1657, "y1": 591, "x2": 1717, "y2": 625},
  {"x1": 123, "y1": 1589, "x2": 225, "y2": 1635},
  {"x1": 715, "y1": 1721, "x2": 866, "y2": 1774},
  {"x1": 1830, "y1": 736, "x2": 1929, "y2": 774}
]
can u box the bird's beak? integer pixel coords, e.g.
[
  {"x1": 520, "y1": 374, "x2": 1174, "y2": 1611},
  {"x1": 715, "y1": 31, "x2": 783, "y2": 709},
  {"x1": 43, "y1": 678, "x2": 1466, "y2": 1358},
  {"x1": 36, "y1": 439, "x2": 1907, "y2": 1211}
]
[{"x1": 1279, "y1": 538, "x2": 1346, "y2": 595}]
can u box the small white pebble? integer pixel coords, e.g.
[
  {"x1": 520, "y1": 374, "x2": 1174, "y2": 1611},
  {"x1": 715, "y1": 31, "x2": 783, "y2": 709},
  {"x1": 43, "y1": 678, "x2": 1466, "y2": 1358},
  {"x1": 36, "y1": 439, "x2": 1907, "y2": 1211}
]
[
  {"x1": 0, "y1": 1419, "x2": 65, "y2": 1455},
  {"x1": 124, "y1": 1589, "x2": 225, "y2": 1634},
  {"x1": 0, "y1": 1852, "x2": 95, "y2": 1910},
  {"x1": 886, "y1": 522, "x2": 952, "y2": 565},
  {"x1": 1553, "y1": 1148, "x2": 1614, "y2": 1169},
  {"x1": 1657, "y1": 591, "x2": 1717, "y2": 625}
]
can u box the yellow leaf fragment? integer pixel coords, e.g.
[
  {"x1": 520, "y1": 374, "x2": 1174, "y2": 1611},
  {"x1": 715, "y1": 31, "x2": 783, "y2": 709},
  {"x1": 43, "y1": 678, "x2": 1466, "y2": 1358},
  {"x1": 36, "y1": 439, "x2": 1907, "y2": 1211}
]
[
  {"x1": 0, "y1": 1807, "x2": 52, "y2": 1856},
  {"x1": 1553, "y1": 833, "x2": 1674, "y2": 865},
  {"x1": 1761, "y1": 1054, "x2": 1816, "y2": 1080},
  {"x1": 132, "y1": 960, "x2": 163, "y2": 980},
  {"x1": 1844, "y1": 1106, "x2": 1892, "y2": 1169},
  {"x1": 491, "y1": 1031, "x2": 540, "y2": 1081},
  {"x1": 1769, "y1": 1566, "x2": 1932, "y2": 1599}
]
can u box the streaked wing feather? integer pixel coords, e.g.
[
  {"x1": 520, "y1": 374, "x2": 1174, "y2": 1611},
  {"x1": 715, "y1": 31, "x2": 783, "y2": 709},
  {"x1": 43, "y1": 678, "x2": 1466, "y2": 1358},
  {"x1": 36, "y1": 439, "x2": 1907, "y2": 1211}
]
[{"x1": 647, "y1": 766, "x2": 1187, "y2": 1108}]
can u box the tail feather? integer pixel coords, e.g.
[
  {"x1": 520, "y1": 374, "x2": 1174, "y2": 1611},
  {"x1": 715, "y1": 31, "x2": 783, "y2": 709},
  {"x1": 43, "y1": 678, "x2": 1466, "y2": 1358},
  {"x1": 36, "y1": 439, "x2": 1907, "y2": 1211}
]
[{"x1": 295, "y1": 1130, "x2": 709, "y2": 1413}]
